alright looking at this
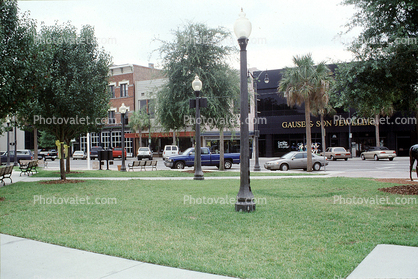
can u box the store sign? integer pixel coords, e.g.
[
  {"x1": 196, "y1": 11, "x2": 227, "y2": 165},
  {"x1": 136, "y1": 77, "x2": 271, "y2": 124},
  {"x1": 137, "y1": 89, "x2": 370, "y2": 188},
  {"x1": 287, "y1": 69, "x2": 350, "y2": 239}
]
[{"x1": 282, "y1": 120, "x2": 373, "y2": 129}]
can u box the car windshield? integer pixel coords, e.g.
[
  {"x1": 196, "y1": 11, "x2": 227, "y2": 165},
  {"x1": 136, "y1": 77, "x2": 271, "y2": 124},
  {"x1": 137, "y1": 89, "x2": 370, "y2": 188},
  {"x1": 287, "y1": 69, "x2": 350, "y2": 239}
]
[
  {"x1": 183, "y1": 148, "x2": 194, "y2": 155},
  {"x1": 139, "y1": 148, "x2": 149, "y2": 151},
  {"x1": 281, "y1": 152, "x2": 296, "y2": 159},
  {"x1": 334, "y1": 148, "x2": 346, "y2": 152}
]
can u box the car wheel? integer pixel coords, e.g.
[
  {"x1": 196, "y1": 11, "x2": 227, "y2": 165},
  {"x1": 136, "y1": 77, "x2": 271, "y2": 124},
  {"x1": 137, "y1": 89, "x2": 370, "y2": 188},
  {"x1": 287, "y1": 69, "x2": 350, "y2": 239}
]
[
  {"x1": 174, "y1": 161, "x2": 185, "y2": 169},
  {"x1": 389, "y1": 158, "x2": 394, "y2": 161},
  {"x1": 330, "y1": 155, "x2": 335, "y2": 161},
  {"x1": 150, "y1": 157, "x2": 153, "y2": 160},
  {"x1": 137, "y1": 157, "x2": 141, "y2": 160},
  {"x1": 224, "y1": 160, "x2": 232, "y2": 169},
  {"x1": 374, "y1": 154, "x2": 379, "y2": 161},
  {"x1": 280, "y1": 164, "x2": 289, "y2": 171},
  {"x1": 51, "y1": 158, "x2": 55, "y2": 161},
  {"x1": 344, "y1": 158, "x2": 348, "y2": 161},
  {"x1": 313, "y1": 162, "x2": 321, "y2": 171},
  {"x1": 361, "y1": 154, "x2": 365, "y2": 160}
]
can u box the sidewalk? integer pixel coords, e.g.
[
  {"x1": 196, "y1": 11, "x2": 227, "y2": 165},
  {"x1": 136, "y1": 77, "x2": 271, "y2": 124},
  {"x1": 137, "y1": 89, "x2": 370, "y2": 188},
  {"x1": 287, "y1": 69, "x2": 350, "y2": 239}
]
[{"x1": 1, "y1": 234, "x2": 235, "y2": 279}]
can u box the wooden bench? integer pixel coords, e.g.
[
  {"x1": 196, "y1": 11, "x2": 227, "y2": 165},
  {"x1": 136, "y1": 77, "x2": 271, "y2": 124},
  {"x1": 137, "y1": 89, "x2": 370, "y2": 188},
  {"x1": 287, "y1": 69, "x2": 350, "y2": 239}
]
[
  {"x1": 0, "y1": 165, "x2": 13, "y2": 186},
  {"x1": 127, "y1": 160, "x2": 157, "y2": 171},
  {"x1": 19, "y1": 160, "x2": 38, "y2": 176}
]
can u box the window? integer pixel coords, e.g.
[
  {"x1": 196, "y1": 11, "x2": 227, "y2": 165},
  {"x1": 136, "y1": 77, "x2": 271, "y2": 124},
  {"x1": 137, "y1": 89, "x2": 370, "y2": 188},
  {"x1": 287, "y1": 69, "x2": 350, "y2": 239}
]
[
  {"x1": 108, "y1": 111, "x2": 116, "y2": 124},
  {"x1": 139, "y1": 99, "x2": 155, "y2": 118},
  {"x1": 109, "y1": 85, "x2": 115, "y2": 98},
  {"x1": 120, "y1": 84, "x2": 127, "y2": 97}
]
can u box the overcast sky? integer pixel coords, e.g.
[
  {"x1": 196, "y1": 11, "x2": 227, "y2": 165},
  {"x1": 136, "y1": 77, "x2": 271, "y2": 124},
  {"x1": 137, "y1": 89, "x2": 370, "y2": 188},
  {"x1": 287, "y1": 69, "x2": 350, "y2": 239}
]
[{"x1": 18, "y1": 0, "x2": 361, "y2": 70}]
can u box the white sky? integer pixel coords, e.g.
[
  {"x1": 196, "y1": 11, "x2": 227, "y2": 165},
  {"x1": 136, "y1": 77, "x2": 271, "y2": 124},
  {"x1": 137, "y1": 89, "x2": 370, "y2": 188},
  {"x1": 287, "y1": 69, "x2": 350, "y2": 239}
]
[{"x1": 17, "y1": 0, "x2": 361, "y2": 70}]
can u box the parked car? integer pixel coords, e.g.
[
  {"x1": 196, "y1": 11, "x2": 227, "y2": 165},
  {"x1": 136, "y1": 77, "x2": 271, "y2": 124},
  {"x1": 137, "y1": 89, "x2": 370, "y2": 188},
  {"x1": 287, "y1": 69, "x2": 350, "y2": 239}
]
[
  {"x1": 164, "y1": 147, "x2": 240, "y2": 169},
  {"x1": 1, "y1": 150, "x2": 34, "y2": 164},
  {"x1": 38, "y1": 149, "x2": 58, "y2": 160},
  {"x1": 360, "y1": 146, "x2": 396, "y2": 161},
  {"x1": 112, "y1": 147, "x2": 127, "y2": 159},
  {"x1": 264, "y1": 151, "x2": 328, "y2": 171},
  {"x1": 162, "y1": 145, "x2": 179, "y2": 160},
  {"x1": 72, "y1": 150, "x2": 86, "y2": 160},
  {"x1": 137, "y1": 147, "x2": 153, "y2": 160},
  {"x1": 90, "y1": 146, "x2": 104, "y2": 160},
  {"x1": 321, "y1": 147, "x2": 351, "y2": 161}
]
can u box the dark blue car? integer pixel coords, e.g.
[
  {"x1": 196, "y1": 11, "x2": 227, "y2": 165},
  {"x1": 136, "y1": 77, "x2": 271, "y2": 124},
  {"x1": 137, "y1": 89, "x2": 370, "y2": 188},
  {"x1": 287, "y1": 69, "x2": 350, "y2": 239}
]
[{"x1": 164, "y1": 147, "x2": 240, "y2": 169}]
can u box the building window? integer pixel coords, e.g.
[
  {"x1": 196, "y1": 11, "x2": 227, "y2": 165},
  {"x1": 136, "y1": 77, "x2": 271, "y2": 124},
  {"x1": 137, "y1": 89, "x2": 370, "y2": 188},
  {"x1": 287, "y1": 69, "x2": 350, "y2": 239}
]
[
  {"x1": 108, "y1": 111, "x2": 116, "y2": 124},
  {"x1": 139, "y1": 99, "x2": 155, "y2": 118},
  {"x1": 109, "y1": 85, "x2": 115, "y2": 98},
  {"x1": 120, "y1": 84, "x2": 128, "y2": 97},
  {"x1": 112, "y1": 131, "x2": 121, "y2": 148},
  {"x1": 101, "y1": 132, "x2": 110, "y2": 150}
]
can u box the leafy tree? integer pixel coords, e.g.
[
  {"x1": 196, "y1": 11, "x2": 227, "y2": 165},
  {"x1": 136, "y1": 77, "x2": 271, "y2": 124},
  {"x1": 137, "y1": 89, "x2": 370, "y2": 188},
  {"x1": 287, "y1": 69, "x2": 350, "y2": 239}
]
[
  {"x1": 19, "y1": 22, "x2": 111, "y2": 179},
  {"x1": 129, "y1": 109, "x2": 151, "y2": 148},
  {"x1": 0, "y1": 0, "x2": 37, "y2": 120},
  {"x1": 278, "y1": 54, "x2": 333, "y2": 172},
  {"x1": 334, "y1": 0, "x2": 418, "y2": 142},
  {"x1": 38, "y1": 130, "x2": 56, "y2": 149},
  {"x1": 155, "y1": 23, "x2": 239, "y2": 169}
]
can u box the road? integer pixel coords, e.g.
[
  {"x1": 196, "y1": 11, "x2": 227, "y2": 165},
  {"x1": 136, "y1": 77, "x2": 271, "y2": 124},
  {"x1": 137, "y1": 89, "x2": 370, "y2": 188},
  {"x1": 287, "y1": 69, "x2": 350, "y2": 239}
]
[{"x1": 40, "y1": 155, "x2": 413, "y2": 179}]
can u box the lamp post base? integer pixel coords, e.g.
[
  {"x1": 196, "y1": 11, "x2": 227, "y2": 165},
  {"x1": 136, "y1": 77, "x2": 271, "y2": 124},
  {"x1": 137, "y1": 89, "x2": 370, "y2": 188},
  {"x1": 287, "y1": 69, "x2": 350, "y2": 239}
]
[
  {"x1": 235, "y1": 200, "x2": 256, "y2": 212},
  {"x1": 253, "y1": 165, "x2": 261, "y2": 171},
  {"x1": 120, "y1": 166, "x2": 126, "y2": 172},
  {"x1": 194, "y1": 172, "x2": 204, "y2": 180}
]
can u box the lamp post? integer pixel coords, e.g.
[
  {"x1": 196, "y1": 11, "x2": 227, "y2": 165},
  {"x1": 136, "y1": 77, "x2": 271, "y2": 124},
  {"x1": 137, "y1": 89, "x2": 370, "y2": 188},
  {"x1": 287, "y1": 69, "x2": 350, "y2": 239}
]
[
  {"x1": 6, "y1": 116, "x2": 10, "y2": 166},
  {"x1": 251, "y1": 71, "x2": 269, "y2": 171},
  {"x1": 192, "y1": 75, "x2": 204, "y2": 180},
  {"x1": 119, "y1": 103, "x2": 128, "y2": 172},
  {"x1": 13, "y1": 115, "x2": 17, "y2": 166},
  {"x1": 234, "y1": 9, "x2": 255, "y2": 212}
]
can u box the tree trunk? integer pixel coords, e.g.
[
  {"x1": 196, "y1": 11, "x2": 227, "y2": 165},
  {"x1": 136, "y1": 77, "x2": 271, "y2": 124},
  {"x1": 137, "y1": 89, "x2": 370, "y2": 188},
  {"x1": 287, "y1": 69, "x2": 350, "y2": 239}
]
[
  {"x1": 65, "y1": 139, "x2": 71, "y2": 173},
  {"x1": 219, "y1": 127, "x2": 225, "y2": 171},
  {"x1": 34, "y1": 128, "x2": 38, "y2": 160},
  {"x1": 59, "y1": 142, "x2": 66, "y2": 180},
  {"x1": 139, "y1": 131, "x2": 142, "y2": 148},
  {"x1": 305, "y1": 101, "x2": 312, "y2": 172},
  {"x1": 320, "y1": 113, "x2": 326, "y2": 154},
  {"x1": 173, "y1": 131, "x2": 176, "y2": 145},
  {"x1": 375, "y1": 114, "x2": 380, "y2": 147}
]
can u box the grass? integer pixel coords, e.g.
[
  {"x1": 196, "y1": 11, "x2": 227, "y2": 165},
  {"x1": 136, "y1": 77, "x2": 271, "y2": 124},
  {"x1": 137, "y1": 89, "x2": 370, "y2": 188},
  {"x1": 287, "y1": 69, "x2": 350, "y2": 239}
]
[
  {"x1": 31, "y1": 168, "x2": 319, "y2": 178},
  {"x1": 1, "y1": 177, "x2": 417, "y2": 278}
]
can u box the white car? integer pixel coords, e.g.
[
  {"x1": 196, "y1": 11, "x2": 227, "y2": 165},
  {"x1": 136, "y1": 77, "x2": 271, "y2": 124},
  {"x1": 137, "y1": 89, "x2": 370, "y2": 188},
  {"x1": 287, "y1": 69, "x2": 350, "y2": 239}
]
[
  {"x1": 137, "y1": 147, "x2": 153, "y2": 160},
  {"x1": 72, "y1": 150, "x2": 86, "y2": 160},
  {"x1": 162, "y1": 145, "x2": 179, "y2": 160}
]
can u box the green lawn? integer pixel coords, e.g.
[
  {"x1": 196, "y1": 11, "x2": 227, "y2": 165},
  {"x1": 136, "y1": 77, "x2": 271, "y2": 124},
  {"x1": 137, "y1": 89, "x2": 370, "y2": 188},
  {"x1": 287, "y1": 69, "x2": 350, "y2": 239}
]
[
  {"x1": 1, "y1": 177, "x2": 417, "y2": 278},
  {"x1": 32, "y1": 168, "x2": 318, "y2": 177}
]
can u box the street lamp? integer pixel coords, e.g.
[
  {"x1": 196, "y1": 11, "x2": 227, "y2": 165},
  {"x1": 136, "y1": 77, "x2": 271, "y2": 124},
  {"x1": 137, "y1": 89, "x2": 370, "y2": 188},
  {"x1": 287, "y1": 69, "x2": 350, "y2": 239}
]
[
  {"x1": 13, "y1": 115, "x2": 17, "y2": 166},
  {"x1": 251, "y1": 71, "x2": 269, "y2": 171},
  {"x1": 192, "y1": 75, "x2": 204, "y2": 180},
  {"x1": 119, "y1": 103, "x2": 128, "y2": 172},
  {"x1": 234, "y1": 9, "x2": 255, "y2": 212},
  {"x1": 6, "y1": 116, "x2": 10, "y2": 166}
]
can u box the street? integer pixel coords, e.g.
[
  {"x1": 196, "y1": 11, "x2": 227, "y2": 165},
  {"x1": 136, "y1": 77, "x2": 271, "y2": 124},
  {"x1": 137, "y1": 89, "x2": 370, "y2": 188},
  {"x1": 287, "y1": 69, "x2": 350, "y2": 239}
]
[{"x1": 40, "y1": 155, "x2": 412, "y2": 179}]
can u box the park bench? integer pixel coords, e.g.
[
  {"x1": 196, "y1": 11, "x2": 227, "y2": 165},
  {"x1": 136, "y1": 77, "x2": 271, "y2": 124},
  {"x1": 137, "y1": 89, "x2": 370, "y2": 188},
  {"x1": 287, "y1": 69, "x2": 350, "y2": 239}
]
[
  {"x1": 127, "y1": 160, "x2": 157, "y2": 171},
  {"x1": 0, "y1": 165, "x2": 13, "y2": 186},
  {"x1": 19, "y1": 160, "x2": 38, "y2": 176}
]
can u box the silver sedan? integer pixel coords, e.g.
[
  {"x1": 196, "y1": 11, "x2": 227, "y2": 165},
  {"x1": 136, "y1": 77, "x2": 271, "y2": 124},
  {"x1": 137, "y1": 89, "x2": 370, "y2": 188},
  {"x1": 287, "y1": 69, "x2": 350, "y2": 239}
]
[{"x1": 264, "y1": 151, "x2": 328, "y2": 171}]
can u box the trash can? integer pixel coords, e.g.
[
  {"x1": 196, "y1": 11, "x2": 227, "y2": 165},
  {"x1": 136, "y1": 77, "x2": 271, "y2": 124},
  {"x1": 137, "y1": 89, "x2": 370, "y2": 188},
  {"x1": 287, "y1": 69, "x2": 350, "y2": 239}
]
[{"x1": 117, "y1": 165, "x2": 121, "y2": 171}]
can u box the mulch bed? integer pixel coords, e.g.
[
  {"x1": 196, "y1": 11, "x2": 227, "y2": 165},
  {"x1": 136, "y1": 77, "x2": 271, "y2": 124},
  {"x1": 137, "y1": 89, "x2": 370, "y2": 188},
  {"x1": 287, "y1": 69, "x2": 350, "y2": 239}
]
[
  {"x1": 39, "y1": 179, "x2": 86, "y2": 185},
  {"x1": 374, "y1": 178, "x2": 418, "y2": 195}
]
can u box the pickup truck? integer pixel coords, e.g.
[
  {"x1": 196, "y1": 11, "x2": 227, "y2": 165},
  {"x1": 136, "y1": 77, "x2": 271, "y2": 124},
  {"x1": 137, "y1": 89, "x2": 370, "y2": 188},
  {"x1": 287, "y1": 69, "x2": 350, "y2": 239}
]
[
  {"x1": 164, "y1": 147, "x2": 240, "y2": 169},
  {"x1": 38, "y1": 149, "x2": 58, "y2": 160},
  {"x1": 112, "y1": 147, "x2": 127, "y2": 159}
]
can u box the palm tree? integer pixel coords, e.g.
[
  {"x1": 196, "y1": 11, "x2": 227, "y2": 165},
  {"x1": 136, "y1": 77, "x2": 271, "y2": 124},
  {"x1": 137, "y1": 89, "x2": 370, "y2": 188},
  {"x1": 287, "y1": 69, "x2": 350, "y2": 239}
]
[
  {"x1": 278, "y1": 54, "x2": 333, "y2": 172},
  {"x1": 129, "y1": 110, "x2": 150, "y2": 149}
]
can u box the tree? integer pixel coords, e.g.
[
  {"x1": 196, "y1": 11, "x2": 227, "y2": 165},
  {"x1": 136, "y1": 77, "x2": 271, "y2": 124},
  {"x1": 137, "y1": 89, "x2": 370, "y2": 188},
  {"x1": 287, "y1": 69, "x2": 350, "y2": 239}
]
[
  {"x1": 129, "y1": 109, "x2": 151, "y2": 148},
  {"x1": 38, "y1": 130, "x2": 56, "y2": 149},
  {"x1": 335, "y1": 0, "x2": 418, "y2": 141},
  {"x1": 0, "y1": 0, "x2": 37, "y2": 120},
  {"x1": 155, "y1": 23, "x2": 239, "y2": 170},
  {"x1": 20, "y1": 22, "x2": 111, "y2": 180},
  {"x1": 278, "y1": 54, "x2": 333, "y2": 172}
]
